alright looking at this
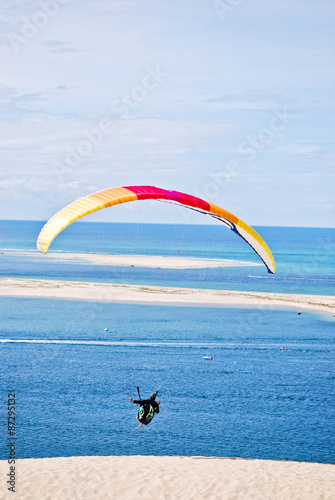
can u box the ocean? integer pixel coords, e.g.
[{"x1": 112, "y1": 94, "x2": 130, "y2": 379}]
[{"x1": 0, "y1": 221, "x2": 334, "y2": 463}]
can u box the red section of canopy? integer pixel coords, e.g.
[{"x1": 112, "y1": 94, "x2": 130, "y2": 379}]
[
  {"x1": 125, "y1": 185, "x2": 165, "y2": 200},
  {"x1": 125, "y1": 186, "x2": 211, "y2": 212}
]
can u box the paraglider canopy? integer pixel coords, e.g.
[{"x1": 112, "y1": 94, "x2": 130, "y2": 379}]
[{"x1": 37, "y1": 185, "x2": 275, "y2": 273}]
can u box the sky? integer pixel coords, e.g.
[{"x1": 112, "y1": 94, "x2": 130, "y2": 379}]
[{"x1": 0, "y1": 0, "x2": 334, "y2": 227}]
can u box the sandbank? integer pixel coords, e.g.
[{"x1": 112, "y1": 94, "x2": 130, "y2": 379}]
[
  {"x1": 3, "y1": 251, "x2": 260, "y2": 269},
  {"x1": 1, "y1": 455, "x2": 334, "y2": 500},
  {"x1": 0, "y1": 278, "x2": 334, "y2": 315}
]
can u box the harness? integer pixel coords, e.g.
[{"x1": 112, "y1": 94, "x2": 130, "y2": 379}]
[
  {"x1": 136, "y1": 387, "x2": 159, "y2": 423},
  {"x1": 139, "y1": 403, "x2": 155, "y2": 422}
]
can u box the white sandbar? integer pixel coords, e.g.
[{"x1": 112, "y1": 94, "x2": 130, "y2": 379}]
[
  {"x1": 4, "y1": 251, "x2": 260, "y2": 269},
  {"x1": 0, "y1": 278, "x2": 334, "y2": 315}
]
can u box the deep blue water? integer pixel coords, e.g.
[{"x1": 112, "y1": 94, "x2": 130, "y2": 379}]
[
  {"x1": 1, "y1": 298, "x2": 334, "y2": 463},
  {"x1": 0, "y1": 221, "x2": 334, "y2": 463}
]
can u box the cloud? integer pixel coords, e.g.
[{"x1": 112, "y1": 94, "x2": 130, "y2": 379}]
[
  {"x1": 39, "y1": 40, "x2": 82, "y2": 54},
  {"x1": 0, "y1": 11, "x2": 17, "y2": 27},
  {"x1": 82, "y1": 0, "x2": 151, "y2": 14},
  {"x1": 206, "y1": 90, "x2": 297, "y2": 111},
  {"x1": 54, "y1": 85, "x2": 70, "y2": 91},
  {"x1": 0, "y1": 86, "x2": 82, "y2": 121},
  {"x1": 0, "y1": 91, "x2": 48, "y2": 119},
  {"x1": 0, "y1": 175, "x2": 52, "y2": 192},
  {"x1": 0, "y1": 83, "x2": 16, "y2": 99}
]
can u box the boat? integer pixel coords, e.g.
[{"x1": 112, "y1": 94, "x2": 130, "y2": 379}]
[{"x1": 202, "y1": 356, "x2": 212, "y2": 360}]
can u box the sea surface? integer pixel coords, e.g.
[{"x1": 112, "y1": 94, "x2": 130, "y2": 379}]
[{"x1": 0, "y1": 221, "x2": 334, "y2": 463}]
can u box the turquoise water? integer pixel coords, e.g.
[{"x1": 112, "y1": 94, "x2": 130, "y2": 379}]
[
  {"x1": 0, "y1": 221, "x2": 334, "y2": 462},
  {"x1": 1, "y1": 221, "x2": 335, "y2": 295}
]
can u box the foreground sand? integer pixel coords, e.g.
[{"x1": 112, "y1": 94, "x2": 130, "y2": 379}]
[
  {"x1": 1, "y1": 455, "x2": 334, "y2": 500},
  {"x1": 0, "y1": 277, "x2": 334, "y2": 315}
]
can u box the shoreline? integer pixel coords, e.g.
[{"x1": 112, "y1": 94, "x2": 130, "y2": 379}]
[
  {"x1": 0, "y1": 277, "x2": 334, "y2": 316},
  {"x1": 1, "y1": 455, "x2": 334, "y2": 499}
]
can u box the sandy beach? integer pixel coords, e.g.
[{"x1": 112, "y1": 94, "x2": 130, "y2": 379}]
[
  {"x1": 1, "y1": 455, "x2": 334, "y2": 500},
  {"x1": 0, "y1": 277, "x2": 334, "y2": 316}
]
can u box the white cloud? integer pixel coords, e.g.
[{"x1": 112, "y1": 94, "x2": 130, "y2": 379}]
[
  {"x1": 39, "y1": 39, "x2": 81, "y2": 54},
  {"x1": 0, "y1": 175, "x2": 51, "y2": 191}
]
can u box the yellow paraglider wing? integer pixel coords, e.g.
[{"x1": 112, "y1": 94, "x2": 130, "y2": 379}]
[{"x1": 37, "y1": 185, "x2": 275, "y2": 273}]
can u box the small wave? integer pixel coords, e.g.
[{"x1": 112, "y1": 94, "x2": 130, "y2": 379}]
[
  {"x1": 2, "y1": 339, "x2": 332, "y2": 351},
  {"x1": 0, "y1": 339, "x2": 213, "y2": 348},
  {"x1": 248, "y1": 275, "x2": 276, "y2": 279},
  {"x1": 248, "y1": 275, "x2": 332, "y2": 282},
  {"x1": 0, "y1": 249, "x2": 37, "y2": 253},
  {"x1": 0, "y1": 339, "x2": 161, "y2": 346}
]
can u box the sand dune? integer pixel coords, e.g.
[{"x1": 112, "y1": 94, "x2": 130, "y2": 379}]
[
  {"x1": 0, "y1": 277, "x2": 334, "y2": 316},
  {"x1": 1, "y1": 455, "x2": 334, "y2": 500}
]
